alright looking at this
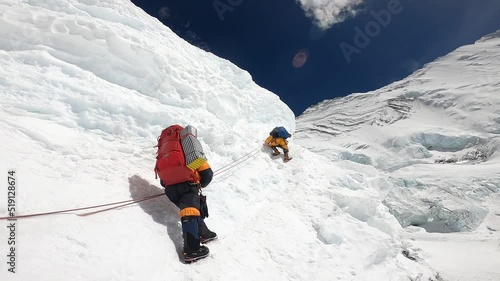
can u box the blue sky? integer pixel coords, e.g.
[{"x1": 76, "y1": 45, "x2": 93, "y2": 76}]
[{"x1": 131, "y1": 0, "x2": 500, "y2": 116}]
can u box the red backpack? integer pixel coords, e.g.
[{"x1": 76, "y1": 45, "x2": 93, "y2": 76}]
[{"x1": 154, "y1": 125, "x2": 199, "y2": 186}]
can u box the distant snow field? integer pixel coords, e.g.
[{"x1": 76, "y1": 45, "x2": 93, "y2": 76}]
[{"x1": 296, "y1": 29, "x2": 500, "y2": 281}]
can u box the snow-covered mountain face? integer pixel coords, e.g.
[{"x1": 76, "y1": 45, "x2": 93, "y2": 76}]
[
  {"x1": 296, "y1": 31, "x2": 500, "y2": 234},
  {"x1": 0, "y1": 1, "x2": 441, "y2": 281},
  {"x1": 1, "y1": 0, "x2": 497, "y2": 280}
]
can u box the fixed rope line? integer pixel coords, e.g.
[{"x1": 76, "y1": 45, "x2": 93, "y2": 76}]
[
  {"x1": 213, "y1": 150, "x2": 261, "y2": 183},
  {"x1": 0, "y1": 193, "x2": 164, "y2": 220},
  {"x1": 212, "y1": 148, "x2": 262, "y2": 183},
  {"x1": 212, "y1": 147, "x2": 260, "y2": 174},
  {"x1": 212, "y1": 147, "x2": 261, "y2": 177},
  {"x1": 212, "y1": 152, "x2": 258, "y2": 182},
  {"x1": 1, "y1": 147, "x2": 264, "y2": 220},
  {"x1": 77, "y1": 194, "x2": 163, "y2": 217}
]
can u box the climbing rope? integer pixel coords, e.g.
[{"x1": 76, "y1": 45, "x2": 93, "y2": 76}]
[
  {"x1": 212, "y1": 147, "x2": 262, "y2": 183},
  {"x1": 76, "y1": 194, "x2": 164, "y2": 217},
  {"x1": 0, "y1": 194, "x2": 164, "y2": 220},
  {"x1": 212, "y1": 147, "x2": 261, "y2": 175},
  {"x1": 0, "y1": 146, "x2": 264, "y2": 220}
]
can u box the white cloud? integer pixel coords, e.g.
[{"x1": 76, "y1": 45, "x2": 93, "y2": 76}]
[
  {"x1": 296, "y1": 0, "x2": 365, "y2": 29},
  {"x1": 158, "y1": 6, "x2": 171, "y2": 19}
]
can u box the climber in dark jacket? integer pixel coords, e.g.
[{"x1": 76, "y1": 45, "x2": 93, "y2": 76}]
[{"x1": 161, "y1": 161, "x2": 216, "y2": 263}]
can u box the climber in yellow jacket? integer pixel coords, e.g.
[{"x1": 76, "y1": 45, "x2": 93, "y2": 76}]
[{"x1": 264, "y1": 126, "x2": 292, "y2": 162}]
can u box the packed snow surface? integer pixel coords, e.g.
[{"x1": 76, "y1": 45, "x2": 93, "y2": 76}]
[{"x1": 0, "y1": 1, "x2": 499, "y2": 281}]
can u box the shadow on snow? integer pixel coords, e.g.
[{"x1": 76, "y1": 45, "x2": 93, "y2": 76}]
[{"x1": 128, "y1": 175, "x2": 184, "y2": 262}]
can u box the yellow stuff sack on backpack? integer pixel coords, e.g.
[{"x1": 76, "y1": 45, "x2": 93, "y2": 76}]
[{"x1": 180, "y1": 125, "x2": 207, "y2": 170}]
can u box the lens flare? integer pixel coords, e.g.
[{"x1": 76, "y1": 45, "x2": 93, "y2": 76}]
[{"x1": 292, "y1": 50, "x2": 308, "y2": 68}]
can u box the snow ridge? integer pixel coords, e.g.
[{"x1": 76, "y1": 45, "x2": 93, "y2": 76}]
[{"x1": 296, "y1": 31, "x2": 500, "y2": 236}]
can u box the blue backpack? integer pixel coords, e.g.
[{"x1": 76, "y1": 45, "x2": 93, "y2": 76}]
[{"x1": 270, "y1": 126, "x2": 291, "y2": 139}]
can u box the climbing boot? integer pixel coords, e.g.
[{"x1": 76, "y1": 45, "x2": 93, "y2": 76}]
[
  {"x1": 182, "y1": 216, "x2": 209, "y2": 263},
  {"x1": 184, "y1": 245, "x2": 210, "y2": 263},
  {"x1": 284, "y1": 152, "x2": 292, "y2": 162},
  {"x1": 199, "y1": 219, "x2": 218, "y2": 244}
]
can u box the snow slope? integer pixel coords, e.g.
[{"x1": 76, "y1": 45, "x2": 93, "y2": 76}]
[
  {"x1": 296, "y1": 31, "x2": 500, "y2": 281},
  {"x1": 0, "y1": 0, "x2": 437, "y2": 281}
]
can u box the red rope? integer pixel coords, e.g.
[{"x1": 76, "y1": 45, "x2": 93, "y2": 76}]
[
  {"x1": 0, "y1": 146, "x2": 262, "y2": 220},
  {"x1": 77, "y1": 194, "x2": 163, "y2": 217},
  {"x1": 0, "y1": 193, "x2": 164, "y2": 220}
]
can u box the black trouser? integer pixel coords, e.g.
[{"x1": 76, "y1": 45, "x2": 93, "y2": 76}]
[
  {"x1": 165, "y1": 182, "x2": 200, "y2": 215},
  {"x1": 165, "y1": 182, "x2": 202, "y2": 251}
]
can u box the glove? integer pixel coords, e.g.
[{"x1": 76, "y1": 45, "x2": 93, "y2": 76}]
[{"x1": 200, "y1": 194, "x2": 209, "y2": 219}]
